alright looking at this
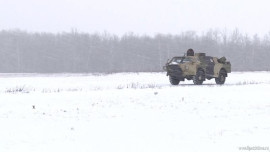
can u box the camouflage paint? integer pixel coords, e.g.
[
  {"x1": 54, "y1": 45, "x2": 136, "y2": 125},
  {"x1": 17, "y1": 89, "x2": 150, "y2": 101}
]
[{"x1": 164, "y1": 53, "x2": 231, "y2": 82}]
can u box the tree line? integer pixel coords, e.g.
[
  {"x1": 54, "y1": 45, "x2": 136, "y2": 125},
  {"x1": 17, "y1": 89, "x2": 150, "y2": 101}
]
[{"x1": 0, "y1": 29, "x2": 269, "y2": 73}]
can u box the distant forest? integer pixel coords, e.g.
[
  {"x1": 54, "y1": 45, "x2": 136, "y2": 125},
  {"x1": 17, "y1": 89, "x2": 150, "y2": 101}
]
[{"x1": 0, "y1": 29, "x2": 270, "y2": 73}]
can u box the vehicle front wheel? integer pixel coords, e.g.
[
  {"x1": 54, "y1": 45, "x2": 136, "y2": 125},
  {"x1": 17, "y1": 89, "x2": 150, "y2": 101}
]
[
  {"x1": 169, "y1": 76, "x2": 180, "y2": 85},
  {"x1": 193, "y1": 70, "x2": 205, "y2": 85},
  {"x1": 215, "y1": 70, "x2": 227, "y2": 84}
]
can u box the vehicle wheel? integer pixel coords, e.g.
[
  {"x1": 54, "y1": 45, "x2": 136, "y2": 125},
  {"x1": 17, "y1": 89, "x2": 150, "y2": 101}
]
[
  {"x1": 193, "y1": 70, "x2": 204, "y2": 85},
  {"x1": 215, "y1": 70, "x2": 226, "y2": 84},
  {"x1": 169, "y1": 76, "x2": 180, "y2": 85}
]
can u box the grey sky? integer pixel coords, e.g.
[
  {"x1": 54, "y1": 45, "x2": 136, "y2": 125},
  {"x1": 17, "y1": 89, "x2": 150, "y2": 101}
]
[{"x1": 1, "y1": 0, "x2": 270, "y2": 36}]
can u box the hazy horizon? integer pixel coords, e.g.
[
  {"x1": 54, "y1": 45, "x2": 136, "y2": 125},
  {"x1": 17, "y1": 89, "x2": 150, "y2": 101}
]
[{"x1": 1, "y1": 0, "x2": 270, "y2": 37}]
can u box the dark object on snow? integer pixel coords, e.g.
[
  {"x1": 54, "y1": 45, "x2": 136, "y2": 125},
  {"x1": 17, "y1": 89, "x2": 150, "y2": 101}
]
[{"x1": 163, "y1": 50, "x2": 231, "y2": 85}]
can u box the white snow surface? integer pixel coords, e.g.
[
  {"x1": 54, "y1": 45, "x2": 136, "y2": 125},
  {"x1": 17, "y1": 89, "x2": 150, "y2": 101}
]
[{"x1": 0, "y1": 72, "x2": 270, "y2": 152}]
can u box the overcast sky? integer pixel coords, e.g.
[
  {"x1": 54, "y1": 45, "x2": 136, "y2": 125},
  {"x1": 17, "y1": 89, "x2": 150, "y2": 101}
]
[{"x1": 1, "y1": 0, "x2": 270, "y2": 36}]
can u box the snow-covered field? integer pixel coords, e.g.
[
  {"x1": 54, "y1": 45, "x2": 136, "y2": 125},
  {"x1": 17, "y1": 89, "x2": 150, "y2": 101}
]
[{"x1": 1, "y1": 72, "x2": 270, "y2": 152}]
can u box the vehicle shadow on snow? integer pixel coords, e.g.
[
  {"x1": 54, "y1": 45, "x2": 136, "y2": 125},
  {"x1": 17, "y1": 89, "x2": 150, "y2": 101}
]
[
  {"x1": 181, "y1": 84, "x2": 216, "y2": 86},
  {"x1": 164, "y1": 82, "x2": 264, "y2": 87},
  {"x1": 159, "y1": 83, "x2": 218, "y2": 87}
]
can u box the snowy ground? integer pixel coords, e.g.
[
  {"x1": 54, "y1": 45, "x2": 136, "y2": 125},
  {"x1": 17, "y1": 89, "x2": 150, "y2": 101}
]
[{"x1": 0, "y1": 72, "x2": 270, "y2": 152}]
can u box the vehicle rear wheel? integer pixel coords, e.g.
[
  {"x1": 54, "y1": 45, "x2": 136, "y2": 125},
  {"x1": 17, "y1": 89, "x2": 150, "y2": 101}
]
[
  {"x1": 193, "y1": 70, "x2": 204, "y2": 85},
  {"x1": 169, "y1": 76, "x2": 180, "y2": 85},
  {"x1": 215, "y1": 70, "x2": 226, "y2": 84}
]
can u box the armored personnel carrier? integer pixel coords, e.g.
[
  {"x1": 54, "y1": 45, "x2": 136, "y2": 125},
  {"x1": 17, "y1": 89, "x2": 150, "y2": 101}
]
[{"x1": 163, "y1": 49, "x2": 231, "y2": 85}]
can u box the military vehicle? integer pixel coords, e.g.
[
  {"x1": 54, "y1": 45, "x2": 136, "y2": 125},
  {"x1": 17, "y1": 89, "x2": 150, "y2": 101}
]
[{"x1": 163, "y1": 49, "x2": 231, "y2": 85}]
